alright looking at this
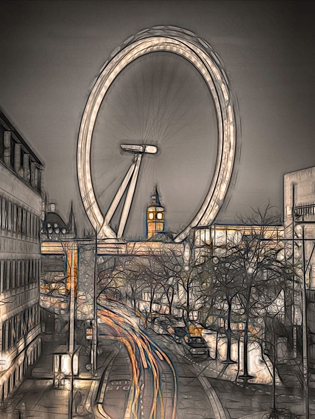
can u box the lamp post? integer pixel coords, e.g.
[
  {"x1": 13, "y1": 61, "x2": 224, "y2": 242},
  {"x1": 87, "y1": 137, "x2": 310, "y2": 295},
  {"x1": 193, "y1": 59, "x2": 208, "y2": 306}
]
[
  {"x1": 68, "y1": 241, "x2": 76, "y2": 419},
  {"x1": 301, "y1": 224, "x2": 309, "y2": 419},
  {"x1": 293, "y1": 217, "x2": 315, "y2": 419},
  {"x1": 91, "y1": 229, "x2": 98, "y2": 375},
  {"x1": 295, "y1": 221, "x2": 315, "y2": 419},
  {"x1": 69, "y1": 242, "x2": 75, "y2": 354}
]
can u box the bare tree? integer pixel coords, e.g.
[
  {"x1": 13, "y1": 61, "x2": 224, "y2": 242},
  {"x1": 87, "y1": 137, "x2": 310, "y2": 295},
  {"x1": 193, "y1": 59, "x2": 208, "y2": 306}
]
[
  {"x1": 232, "y1": 205, "x2": 293, "y2": 379},
  {"x1": 209, "y1": 242, "x2": 243, "y2": 363}
]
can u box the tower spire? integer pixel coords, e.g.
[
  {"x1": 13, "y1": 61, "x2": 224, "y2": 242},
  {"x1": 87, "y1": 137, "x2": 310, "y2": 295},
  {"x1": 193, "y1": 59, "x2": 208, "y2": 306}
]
[
  {"x1": 150, "y1": 182, "x2": 161, "y2": 206},
  {"x1": 67, "y1": 201, "x2": 77, "y2": 237}
]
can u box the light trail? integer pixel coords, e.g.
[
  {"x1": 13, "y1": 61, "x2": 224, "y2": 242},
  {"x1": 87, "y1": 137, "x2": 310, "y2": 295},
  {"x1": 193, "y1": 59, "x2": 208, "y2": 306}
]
[{"x1": 98, "y1": 304, "x2": 177, "y2": 419}]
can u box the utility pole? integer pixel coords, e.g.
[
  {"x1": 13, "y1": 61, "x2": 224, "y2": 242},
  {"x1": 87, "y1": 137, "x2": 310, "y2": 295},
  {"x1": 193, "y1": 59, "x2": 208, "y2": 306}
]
[
  {"x1": 302, "y1": 225, "x2": 309, "y2": 419},
  {"x1": 68, "y1": 242, "x2": 75, "y2": 419},
  {"x1": 91, "y1": 230, "x2": 98, "y2": 375},
  {"x1": 69, "y1": 242, "x2": 75, "y2": 354}
]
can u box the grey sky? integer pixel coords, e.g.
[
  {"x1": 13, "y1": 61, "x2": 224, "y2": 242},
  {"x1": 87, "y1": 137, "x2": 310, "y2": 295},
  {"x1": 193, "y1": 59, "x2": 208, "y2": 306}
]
[{"x1": 0, "y1": 1, "x2": 314, "y2": 238}]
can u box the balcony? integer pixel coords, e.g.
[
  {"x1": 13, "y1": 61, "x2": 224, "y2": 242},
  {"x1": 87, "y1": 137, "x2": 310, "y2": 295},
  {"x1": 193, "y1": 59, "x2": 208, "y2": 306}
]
[{"x1": 294, "y1": 203, "x2": 315, "y2": 223}]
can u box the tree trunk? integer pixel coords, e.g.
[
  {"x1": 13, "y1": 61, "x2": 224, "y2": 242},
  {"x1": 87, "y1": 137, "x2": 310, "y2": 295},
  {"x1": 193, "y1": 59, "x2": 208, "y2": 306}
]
[
  {"x1": 273, "y1": 330, "x2": 276, "y2": 412},
  {"x1": 215, "y1": 331, "x2": 219, "y2": 360},
  {"x1": 168, "y1": 287, "x2": 174, "y2": 319},
  {"x1": 224, "y1": 299, "x2": 234, "y2": 363},
  {"x1": 168, "y1": 300, "x2": 172, "y2": 319},
  {"x1": 186, "y1": 285, "x2": 190, "y2": 320},
  {"x1": 132, "y1": 289, "x2": 137, "y2": 311},
  {"x1": 241, "y1": 315, "x2": 250, "y2": 378}
]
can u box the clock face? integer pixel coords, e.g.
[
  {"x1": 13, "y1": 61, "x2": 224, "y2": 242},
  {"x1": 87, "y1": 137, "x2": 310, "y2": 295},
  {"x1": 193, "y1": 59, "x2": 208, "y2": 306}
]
[
  {"x1": 92, "y1": 52, "x2": 217, "y2": 238},
  {"x1": 157, "y1": 213, "x2": 163, "y2": 220}
]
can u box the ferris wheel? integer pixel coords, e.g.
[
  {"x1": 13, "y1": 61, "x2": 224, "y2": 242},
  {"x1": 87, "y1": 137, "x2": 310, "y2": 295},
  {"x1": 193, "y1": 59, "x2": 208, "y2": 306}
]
[{"x1": 77, "y1": 26, "x2": 237, "y2": 242}]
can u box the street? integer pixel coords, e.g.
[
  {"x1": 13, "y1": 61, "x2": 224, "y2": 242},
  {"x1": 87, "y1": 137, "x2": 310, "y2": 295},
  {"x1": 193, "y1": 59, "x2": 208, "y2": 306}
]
[
  {"x1": 96, "y1": 302, "x2": 310, "y2": 419},
  {"x1": 0, "y1": 302, "x2": 311, "y2": 419},
  {"x1": 98, "y1": 304, "x2": 178, "y2": 419}
]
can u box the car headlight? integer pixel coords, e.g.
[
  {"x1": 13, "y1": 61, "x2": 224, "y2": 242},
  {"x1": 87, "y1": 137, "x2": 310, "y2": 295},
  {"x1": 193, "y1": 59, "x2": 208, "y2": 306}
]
[{"x1": 190, "y1": 348, "x2": 196, "y2": 353}]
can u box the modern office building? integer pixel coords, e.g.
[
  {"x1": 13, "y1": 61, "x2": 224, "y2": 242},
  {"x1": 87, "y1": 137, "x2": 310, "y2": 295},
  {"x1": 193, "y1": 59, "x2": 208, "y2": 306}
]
[
  {"x1": 283, "y1": 166, "x2": 315, "y2": 365},
  {"x1": 284, "y1": 166, "x2": 315, "y2": 291},
  {"x1": 0, "y1": 111, "x2": 43, "y2": 402}
]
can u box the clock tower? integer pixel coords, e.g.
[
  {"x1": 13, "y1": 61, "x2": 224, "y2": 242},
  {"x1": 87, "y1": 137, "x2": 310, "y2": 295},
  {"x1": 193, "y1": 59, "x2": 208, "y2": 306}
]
[{"x1": 147, "y1": 183, "x2": 165, "y2": 239}]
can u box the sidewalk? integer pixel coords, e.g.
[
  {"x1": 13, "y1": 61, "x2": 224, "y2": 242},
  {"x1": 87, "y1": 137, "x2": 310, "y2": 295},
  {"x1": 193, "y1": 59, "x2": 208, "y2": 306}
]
[
  {"x1": 182, "y1": 349, "x2": 310, "y2": 418},
  {"x1": 160, "y1": 333, "x2": 308, "y2": 419},
  {"x1": 0, "y1": 333, "x2": 118, "y2": 419}
]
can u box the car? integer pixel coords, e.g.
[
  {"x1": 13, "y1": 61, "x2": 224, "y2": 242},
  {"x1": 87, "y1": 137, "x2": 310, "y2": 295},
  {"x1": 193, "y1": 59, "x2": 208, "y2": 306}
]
[
  {"x1": 185, "y1": 320, "x2": 204, "y2": 337},
  {"x1": 167, "y1": 321, "x2": 188, "y2": 343},
  {"x1": 152, "y1": 317, "x2": 171, "y2": 335},
  {"x1": 182, "y1": 335, "x2": 210, "y2": 358}
]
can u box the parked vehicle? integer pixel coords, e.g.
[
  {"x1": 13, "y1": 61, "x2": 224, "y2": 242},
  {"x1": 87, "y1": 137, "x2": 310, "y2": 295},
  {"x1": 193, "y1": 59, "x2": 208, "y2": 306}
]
[
  {"x1": 152, "y1": 317, "x2": 171, "y2": 335},
  {"x1": 186, "y1": 320, "x2": 204, "y2": 336},
  {"x1": 167, "y1": 321, "x2": 188, "y2": 343},
  {"x1": 182, "y1": 335, "x2": 210, "y2": 358}
]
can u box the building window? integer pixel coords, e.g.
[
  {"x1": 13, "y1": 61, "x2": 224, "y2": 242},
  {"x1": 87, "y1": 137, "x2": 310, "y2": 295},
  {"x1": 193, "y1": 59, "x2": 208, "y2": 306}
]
[
  {"x1": 12, "y1": 204, "x2": 17, "y2": 233},
  {"x1": 1, "y1": 198, "x2": 7, "y2": 230},
  {"x1": 0, "y1": 124, "x2": 5, "y2": 161},
  {"x1": 2, "y1": 303, "x2": 40, "y2": 351}
]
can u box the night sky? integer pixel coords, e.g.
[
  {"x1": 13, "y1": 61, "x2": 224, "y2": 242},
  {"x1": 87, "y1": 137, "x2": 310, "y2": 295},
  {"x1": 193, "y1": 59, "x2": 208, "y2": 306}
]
[{"x1": 0, "y1": 1, "x2": 314, "y2": 238}]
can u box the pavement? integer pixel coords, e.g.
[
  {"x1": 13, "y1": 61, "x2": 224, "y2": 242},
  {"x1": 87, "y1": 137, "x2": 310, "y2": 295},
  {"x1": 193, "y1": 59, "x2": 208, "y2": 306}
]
[
  {"x1": 0, "y1": 332, "x2": 118, "y2": 419},
  {"x1": 149, "y1": 331, "x2": 310, "y2": 419}
]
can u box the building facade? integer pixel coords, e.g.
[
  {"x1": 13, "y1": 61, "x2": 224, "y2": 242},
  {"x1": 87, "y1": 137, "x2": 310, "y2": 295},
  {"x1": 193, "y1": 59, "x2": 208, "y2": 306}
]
[
  {"x1": 284, "y1": 166, "x2": 315, "y2": 292},
  {"x1": 40, "y1": 202, "x2": 77, "y2": 321},
  {"x1": 0, "y1": 111, "x2": 43, "y2": 402},
  {"x1": 284, "y1": 166, "x2": 315, "y2": 365}
]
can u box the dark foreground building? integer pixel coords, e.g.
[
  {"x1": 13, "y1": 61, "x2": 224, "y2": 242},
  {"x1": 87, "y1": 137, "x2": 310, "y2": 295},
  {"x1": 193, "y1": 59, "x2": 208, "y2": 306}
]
[{"x1": 0, "y1": 111, "x2": 43, "y2": 402}]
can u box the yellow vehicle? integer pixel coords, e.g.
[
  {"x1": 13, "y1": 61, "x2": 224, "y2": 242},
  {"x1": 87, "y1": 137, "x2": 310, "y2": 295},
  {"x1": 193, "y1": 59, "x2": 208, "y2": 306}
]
[{"x1": 188, "y1": 324, "x2": 204, "y2": 336}]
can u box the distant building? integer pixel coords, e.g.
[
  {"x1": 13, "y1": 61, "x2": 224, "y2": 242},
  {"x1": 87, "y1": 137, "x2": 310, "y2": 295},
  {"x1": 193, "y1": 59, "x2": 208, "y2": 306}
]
[
  {"x1": 147, "y1": 184, "x2": 165, "y2": 239},
  {"x1": 0, "y1": 111, "x2": 43, "y2": 402},
  {"x1": 193, "y1": 223, "x2": 283, "y2": 265},
  {"x1": 41, "y1": 202, "x2": 77, "y2": 240}
]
